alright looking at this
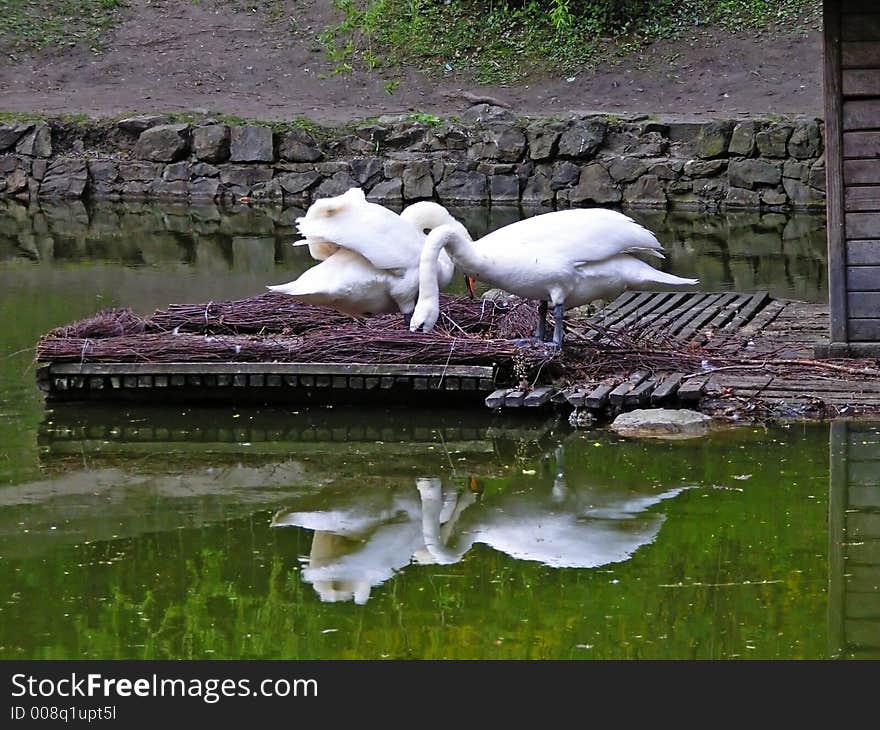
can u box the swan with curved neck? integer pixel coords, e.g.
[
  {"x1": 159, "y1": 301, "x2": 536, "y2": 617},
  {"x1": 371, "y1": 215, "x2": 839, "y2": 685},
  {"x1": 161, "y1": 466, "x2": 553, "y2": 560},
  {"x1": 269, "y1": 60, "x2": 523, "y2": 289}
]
[
  {"x1": 410, "y1": 208, "x2": 699, "y2": 347},
  {"x1": 267, "y1": 188, "x2": 458, "y2": 319}
]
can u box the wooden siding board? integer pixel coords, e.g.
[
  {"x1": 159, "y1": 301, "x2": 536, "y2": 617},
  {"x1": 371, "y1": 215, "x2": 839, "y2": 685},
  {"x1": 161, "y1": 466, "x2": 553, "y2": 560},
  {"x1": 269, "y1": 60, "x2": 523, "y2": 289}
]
[
  {"x1": 842, "y1": 14, "x2": 880, "y2": 42},
  {"x1": 846, "y1": 265, "x2": 880, "y2": 288},
  {"x1": 843, "y1": 99, "x2": 880, "y2": 130},
  {"x1": 846, "y1": 211, "x2": 880, "y2": 238},
  {"x1": 842, "y1": 68, "x2": 880, "y2": 96},
  {"x1": 843, "y1": 130, "x2": 880, "y2": 157},
  {"x1": 844, "y1": 159, "x2": 880, "y2": 184},
  {"x1": 845, "y1": 185, "x2": 880, "y2": 211},
  {"x1": 842, "y1": 40, "x2": 880, "y2": 67},
  {"x1": 847, "y1": 240, "x2": 880, "y2": 264},
  {"x1": 849, "y1": 291, "x2": 880, "y2": 317},
  {"x1": 849, "y1": 317, "x2": 880, "y2": 339}
]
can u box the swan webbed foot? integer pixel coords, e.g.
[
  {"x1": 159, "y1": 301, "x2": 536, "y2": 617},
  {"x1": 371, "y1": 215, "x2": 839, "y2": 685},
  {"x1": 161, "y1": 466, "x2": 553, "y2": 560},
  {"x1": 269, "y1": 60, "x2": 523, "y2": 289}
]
[{"x1": 510, "y1": 337, "x2": 545, "y2": 348}]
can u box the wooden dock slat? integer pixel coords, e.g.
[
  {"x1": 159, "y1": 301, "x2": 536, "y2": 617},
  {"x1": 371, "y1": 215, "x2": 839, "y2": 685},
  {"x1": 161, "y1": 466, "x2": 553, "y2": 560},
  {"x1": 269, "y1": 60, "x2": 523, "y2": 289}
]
[
  {"x1": 609, "y1": 372, "x2": 649, "y2": 407},
  {"x1": 621, "y1": 291, "x2": 691, "y2": 333},
  {"x1": 718, "y1": 291, "x2": 770, "y2": 334},
  {"x1": 47, "y1": 361, "x2": 495, "y2": 379},
  {"x1": 678, "y1": 376, "x2": 709, "y2": 402},
  {"x1": 562, "y1": 387, "x2": 587, "y2": 407},
  {"x1": 623, "y1": 377, "x2": 656, "y2": 407},
  {"x1": 485, "y1": 389, "x2": 508, "y2": 409},
  {"x1": 673, "y1": 292, "x2": 734, "y2": 341},
  {"x1": 593, "y1": 291, "x2": 661, "y2": 332},
  {"x1": 609, "y1": 292, "x2": 674, "y2": 331},
  {"x1": 650, "y1": 373, "x2": 683, "y2": 404},
  {"x1": 642, "y1": 293, "x2": 713, "y2": 339},
  {"x1": 503, "y1": 390, "x2": 527, "y2": 408},
  {"x1": 584, "y1": 382, "x2": 616, "y2": 409},
  {"x1": 523, "y1": 386, "x2": 554, "y2": 407}
]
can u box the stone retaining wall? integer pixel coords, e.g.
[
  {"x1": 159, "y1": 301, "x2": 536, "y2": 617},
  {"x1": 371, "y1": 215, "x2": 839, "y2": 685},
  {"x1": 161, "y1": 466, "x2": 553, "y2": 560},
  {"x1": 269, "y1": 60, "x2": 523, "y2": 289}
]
[{"x1": 0, "y1": 105, "x2": 826, "y2": 212}]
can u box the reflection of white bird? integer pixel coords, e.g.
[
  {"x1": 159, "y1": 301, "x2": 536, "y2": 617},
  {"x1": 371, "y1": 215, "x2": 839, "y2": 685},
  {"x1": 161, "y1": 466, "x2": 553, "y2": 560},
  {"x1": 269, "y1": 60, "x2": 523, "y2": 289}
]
[
  {"x1": 266, "y1": 188, "x2": 457, "y2": 319},
  {"x1": 410, "y1": 208, "x2": 699, "y2": 347}
]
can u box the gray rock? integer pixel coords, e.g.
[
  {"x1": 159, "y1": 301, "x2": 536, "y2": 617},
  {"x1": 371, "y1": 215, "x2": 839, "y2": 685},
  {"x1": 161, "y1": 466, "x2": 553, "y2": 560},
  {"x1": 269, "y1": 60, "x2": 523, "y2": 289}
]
[
  {"x1": 649, "y1": 161, "x2": 679, "y2": 180},
  {"x1": 755, "y1": 125, "x2": 793, "y2": 158},
  {"x1": 189, "y1": 178, "x2": 221, "y2": 199},
  {"x1": 134, "y1": 124, "x2": 190, "y2": 162},
  {"x1": 2, "y1": 167, "x2": 28, "y2": 194},
  {"x1": 31, "y1": 158, "x2": 48, "y2": 181},
  {"x1": 436, "y1": 170, "x2": 488, "y2": 204},
  {"x1": 782, "y1": 160, "x2": 807, "y2": 180},
  {"x1": 314, "y1": 171, "x2": 358, "y2": 199},
  {"x1": 87, "y1": 159, "x2": 119, "y2": 183},
  {"x1": 150, "y1": 179, "x2": 188, "y2": 198},
  {"x1": 625, "y1": 131, "x2": 669, "y2": 158},
  {"x1": 192, "y1": 124, "x2": 230, "y2": 163},
  {"x1": 728, "y1": 159, "x2": 782, "y2": 189},
  {"x1": 163, "y1": 161, "x2": 190, "y2": 181},
  {"x1": 611, "y1": 408, "x2": 714, "y2": 439},
  {"x1": 117, "y1": 115, "x2": 171, "y2": 134},
  {"x1": 808, "y1": 160, "x2": 826, "y2": 192},
  {"x1": 366, "y1": 178, "x2": 403, "y2": 203},
  {"x1": 783, "y1": 177, "x2": 825, "y2": 207},
  {"x1": 521, "y1": 171, "x2": 554, "y2": 205},
  {"x1": 725, "y1": 186, "x2": 761, "y2": 208},
  {"x1": 550, "y1": 161, "x2": 580, "y2": 189},
  {"x1": 461, "y1": 104, "x2": 517, "y2": 126},
  {"x1": 230, "y1": 125, "x2": 274, "y2": 163},
  {"x1": 277, "y1": 128, "x2": 323, "y2": 162},
  {"x1": 728, "y1": 121, "x2": 757, "y2": 157},
  {"x1": 683, "y1": 159, "x2": 726, "y2": 178},
  {"x1": 489, "y1": 174, "x2": 520, "y2": 203},
  {"x1": 694, "y1": 121, "x2": 734, "y2": 159},
  {"x1": 402, "y1": 160, "x2": 434, "y2": 199},
  {"x1": 760, "y1": 189, "x2": 788, "y2": 207},
  {"x1": 383, "y1": 121, "x2": 427, "y2": 150},
  {"x1": 16, "y1": 121, "x2": 51, "y2": 157},
  {"x1": 557, "y1": 119, "x2": 606, "y2": 159},
  {"x1": 467, "y1": 124, "x2": 526, "y2": 162},
  {"x1": 191, "y1": 162, "x2": 220, "y2": 178},
  {"x1": 350, "y1": 157, "x2": 383, "y2": 186},
  {"x1": 567, "y1": 163, "x2": 621, "y2": 204},
  {"x1": 0, "y1": 123, "x2": 32, "y2": 152},
  {"x1": 121, "y1": 181, "x2": 151, "y2": 198},
  {"x1": 40, "y1": 157, "x2": 88, "y2": 199},
  {"x1": 219, "y1": 165, "x2": 274, "y2": 188},
  {"x1": 788, "y1": 120, "x2": 822, "y2": 159},
  {"x1": 118, "y1": 161, "x2": 161, "y2": 181},
  {"x1": 623, "y1": 175, "x2": 667, "y2": 207},
  {"x1": 526, "y1": 121, "x2": 562, "y2": 161},
  {"x1": 609, "y1": 157, "x2": 649, "y2": 183}
]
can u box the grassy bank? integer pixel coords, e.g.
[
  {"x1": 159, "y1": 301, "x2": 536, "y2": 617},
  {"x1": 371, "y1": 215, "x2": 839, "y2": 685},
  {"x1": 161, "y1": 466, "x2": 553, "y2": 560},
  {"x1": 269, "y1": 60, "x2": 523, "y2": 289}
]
[
  {"x1": 321, "y1": 0, "x2": 822, "y2": 83},
  {"x1": 0, "y1": 0, "x2": 124, "y2": 55}
]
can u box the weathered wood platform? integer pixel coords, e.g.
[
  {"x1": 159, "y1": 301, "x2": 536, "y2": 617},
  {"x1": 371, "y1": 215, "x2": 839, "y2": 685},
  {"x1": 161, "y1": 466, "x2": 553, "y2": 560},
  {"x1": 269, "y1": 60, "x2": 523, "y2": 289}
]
[{"x1": 35, "y1": 289, "x2": 880, "y2": 420}]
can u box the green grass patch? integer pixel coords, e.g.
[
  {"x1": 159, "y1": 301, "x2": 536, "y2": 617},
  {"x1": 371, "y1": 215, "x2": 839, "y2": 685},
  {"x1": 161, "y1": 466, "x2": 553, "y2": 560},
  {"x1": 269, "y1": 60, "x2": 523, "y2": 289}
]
[
  {"x1": 318, "y1": 0, "x2": 821, "y2": 84},
  {"x1": 0, "y1": 0, "x2": 123, "y2": 55}
]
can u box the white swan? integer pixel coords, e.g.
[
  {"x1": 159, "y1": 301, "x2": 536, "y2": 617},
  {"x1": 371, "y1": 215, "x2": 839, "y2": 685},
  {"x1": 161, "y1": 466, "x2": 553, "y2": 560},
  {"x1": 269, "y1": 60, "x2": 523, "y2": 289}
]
[
  {"x1": 266, "y1": 188, "x2": 457, "y2": 319},
  {"x1": 410, "y1": 208, "x2": 700, "y2": 347}
]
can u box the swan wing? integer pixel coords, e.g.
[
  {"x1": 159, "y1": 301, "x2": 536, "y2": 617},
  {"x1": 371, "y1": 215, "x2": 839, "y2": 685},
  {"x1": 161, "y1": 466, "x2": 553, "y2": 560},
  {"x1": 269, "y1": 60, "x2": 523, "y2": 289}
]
[
  {"x1": 478, "y1": 208, "x2": 665, "y2": 264},
  {"x1": 295, "y1": 188, "x2": 423, "y2": 271}
]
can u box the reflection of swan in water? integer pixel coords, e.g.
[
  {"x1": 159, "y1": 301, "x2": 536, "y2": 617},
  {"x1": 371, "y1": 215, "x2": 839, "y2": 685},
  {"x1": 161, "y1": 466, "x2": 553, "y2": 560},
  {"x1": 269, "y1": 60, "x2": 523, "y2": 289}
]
[{"x1": 272, "y1": 447, "x2": 687, "y2": 603}]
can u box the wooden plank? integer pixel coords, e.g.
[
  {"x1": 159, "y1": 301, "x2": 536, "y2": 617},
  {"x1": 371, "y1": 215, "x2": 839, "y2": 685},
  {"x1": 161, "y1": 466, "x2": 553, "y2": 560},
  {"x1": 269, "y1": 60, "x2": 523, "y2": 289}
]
[
  {"x1": 718, "y1": 291, "x2": 770, "y2": 333},
  {"x1": 47, "y1": 361, "x2": 495, "y2": 378},
  {"x1": 848, "y1": 486, "x2": 880, "y2": 508},
  {"x1": 523, "y1": 386, "x2": 554, "y2": 407},
  {"x1": 843, "y1": 68, "x2": 880, "y2": 96},
  {"x1": 842, "y1": 14, "x2": 880, "y2": 43},
  {"x1": 598, "y1": 291, "x2": 662, "y2": 330},
  {"x1": 843, "y1": 99, "x2": 880, "y2": 131},
  {"x1": 678, "y1": 376, "x2": 708, "y2": 402},
  {"x1": 847, "y1": 317, "x2": 880, "y2": 342},
  {"x1": 845, "y1": 185, "x2": 880, "y2": 211},
  {"x1": 847, "y1": 239, "x2": 880, "y2": 264},
  {"x1": 666, "y1": 293, "x2": 726, "y2": 338},
  {"x1": 485, "y1": 389, "x2": 508, "y2": 409},
  {"x1": 843, "y1": 130, "x2": 880, "y2": 158},
  {"x1": 849, "y1": 291, "x2": 880, "y2": 317},
  {"x1": 849, "y1": 512, "x2": 880, "y2": 539},
  {"x1": 623, "y1": 377, "x2": 656, "y2": 408},
  {"x1": 562, "y1": 387, "x2": 587, "y2": 407},
  {"x1": 650, "y1": 373, "x2": 683, "y2": 404},
  {"x1": 504, "y1": 390, "x2": 526, "y2": 407},
  {"x1": 842, "y1": 41, "x2": 880, "y2": 67},
  {"x1": 845, "y1": 159, "x2": 880, "y2": 184},
  {"x1": 617, "y1": 292, "x2": 690, "y2": 334},
  {"x1": 847, "y1": 265, "x2": 880, "y2": 289},
  {"x1": 584, "y1": 382, "x2": 615, "y2": 409},
  {"x1": 609, "y1": 371, "x2": 648, "y2": 407},
  {"x1": 643, "y1": 293, "x2": 712, "y2": 338},
  {"x1": 700, "y1": 293, "x2": 752, "y2": 339},
  {"x1": 675, "y1": 293, "x2": 735, "y2": 341}
]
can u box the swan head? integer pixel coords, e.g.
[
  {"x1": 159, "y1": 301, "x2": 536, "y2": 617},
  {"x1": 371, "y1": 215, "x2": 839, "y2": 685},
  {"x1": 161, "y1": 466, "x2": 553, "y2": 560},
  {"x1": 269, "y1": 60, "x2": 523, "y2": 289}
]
[
  {"x1": 399, "y1": 201, "x2": 455, "y2": 233},
  {"x1": 409, "y1": 294, "x2": 440, "y2": 333},
  {"x1": 294, "y1": 187, "x2": 371, "y2": 256}
]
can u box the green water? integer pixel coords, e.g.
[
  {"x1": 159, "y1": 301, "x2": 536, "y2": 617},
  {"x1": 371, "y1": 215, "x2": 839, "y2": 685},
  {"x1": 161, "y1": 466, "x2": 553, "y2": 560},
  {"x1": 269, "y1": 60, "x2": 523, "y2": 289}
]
[{"x1": 0, "y1": 199, "x2": 869, "y2": 660}]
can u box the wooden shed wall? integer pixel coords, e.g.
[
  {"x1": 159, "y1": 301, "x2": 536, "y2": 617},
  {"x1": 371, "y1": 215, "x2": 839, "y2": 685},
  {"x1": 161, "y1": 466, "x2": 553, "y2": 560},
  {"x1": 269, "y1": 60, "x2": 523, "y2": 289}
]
[{"x1": 826, "y1": 0, "x2": 880, "y2": 346}]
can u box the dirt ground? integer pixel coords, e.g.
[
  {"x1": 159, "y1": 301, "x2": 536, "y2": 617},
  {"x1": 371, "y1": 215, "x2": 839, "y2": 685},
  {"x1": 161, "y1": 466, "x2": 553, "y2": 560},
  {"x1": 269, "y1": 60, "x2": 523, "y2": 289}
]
[{"x1": 0, "y1": 0, "x2": 824, "y2": 124}]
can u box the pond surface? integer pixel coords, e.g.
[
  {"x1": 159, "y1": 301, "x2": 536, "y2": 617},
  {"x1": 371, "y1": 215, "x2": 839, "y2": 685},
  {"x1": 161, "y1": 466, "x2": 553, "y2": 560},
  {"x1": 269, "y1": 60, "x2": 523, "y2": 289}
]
[{"x1": 1, "y1": 200, "x2": 874, "y2": 660}]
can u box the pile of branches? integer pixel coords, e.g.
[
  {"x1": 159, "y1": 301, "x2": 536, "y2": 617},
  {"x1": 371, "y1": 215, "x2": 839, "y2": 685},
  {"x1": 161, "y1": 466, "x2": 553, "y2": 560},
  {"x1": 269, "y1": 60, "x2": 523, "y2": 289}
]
[{"x1": 35, "y1": 294, "x2": 557, "y2": 380}]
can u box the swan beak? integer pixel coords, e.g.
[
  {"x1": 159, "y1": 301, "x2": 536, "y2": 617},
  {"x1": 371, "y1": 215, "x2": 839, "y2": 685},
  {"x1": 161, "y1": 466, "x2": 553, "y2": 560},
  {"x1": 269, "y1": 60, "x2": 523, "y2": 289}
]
[
  {"x1": 468, "y1": 475, "x2": 483, "y2": 494},
  {"x1": 464, "y1": 275, "x2": 476, "y2": 299}
]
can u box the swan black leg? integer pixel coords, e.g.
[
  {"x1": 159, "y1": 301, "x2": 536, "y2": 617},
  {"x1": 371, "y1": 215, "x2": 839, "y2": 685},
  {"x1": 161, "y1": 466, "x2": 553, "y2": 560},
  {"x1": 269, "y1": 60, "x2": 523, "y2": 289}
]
[
  {"x1": 552, "y1": 303, "x2": 565, "y2": 349},
  {"x1": 534, "y1": 300, "x2": 548, "y2": 341},
  {"x1": 403, "y1": 312, "x2": 412, "y2": 329}
]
